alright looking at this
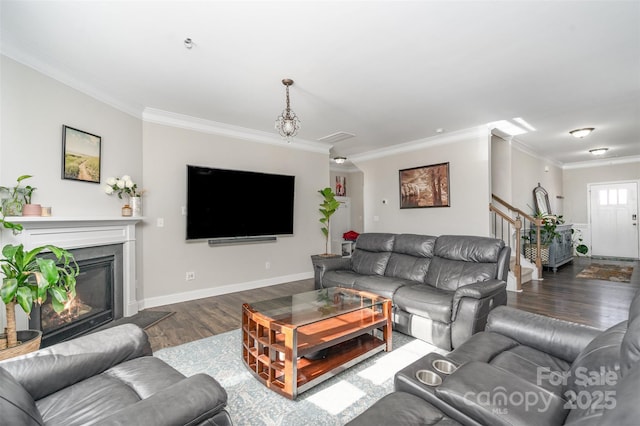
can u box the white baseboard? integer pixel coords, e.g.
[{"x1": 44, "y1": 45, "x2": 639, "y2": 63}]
[{"x1": 138, "y1": 272, "x2": 314, "y2": 310}]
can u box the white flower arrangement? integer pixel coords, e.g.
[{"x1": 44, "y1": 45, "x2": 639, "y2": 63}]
[{"x1": 104, "y1": 175, "x2": 143, "y2": 199}]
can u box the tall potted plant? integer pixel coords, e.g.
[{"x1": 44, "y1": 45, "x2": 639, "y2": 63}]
[
  {"x1": 318, "y1": 187, "x2": 341, "y2": 256},
  {"x1": 0, "y1": 215, "x2": 79, "y2": 358}
]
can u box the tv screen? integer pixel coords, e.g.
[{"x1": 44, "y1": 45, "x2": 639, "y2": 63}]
[{"x1": 186, "y1": 165, "x2": 295, "y2": 240}]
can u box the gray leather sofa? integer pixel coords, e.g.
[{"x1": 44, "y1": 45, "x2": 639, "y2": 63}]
[
  {"x1": 349, "y1": 287, "x2": 640, "y2": 425},
  {"x1": 313, "y1": 233, "x2": 510, "y2": 349},
  {"x1": 0, "y1": 324, "x2": 232, "y2": 426}
]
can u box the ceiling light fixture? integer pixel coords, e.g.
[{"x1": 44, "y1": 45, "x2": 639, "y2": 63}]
[
  {"x1": 333, "y1": 156, "x2": 347, "y2": 164},
  {"x1": 275, "y1": 78, "x2": 300, "y2": 143},
  {"x1": 569, "y1": 128, "x2": 594, "y2": 138},
  {"x1": 589, "y1": 148, "x2": 609, "y2": 156},
  {"x1": 184, "y1": 38, "x2": 193, "y2": 49}
]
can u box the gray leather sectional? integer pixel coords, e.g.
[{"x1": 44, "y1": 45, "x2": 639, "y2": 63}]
[
  {"x1": 313, "y1": 233, "x2": 511, "y2": 350},
  {"x1": 348, "y1": 287, "x2": 640, "y2": 425},
  {"x1": 0, "y1": 324, "x2": 232, "y2": 426}
]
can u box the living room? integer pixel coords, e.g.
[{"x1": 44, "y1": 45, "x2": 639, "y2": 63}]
[{"x1": 1, "y1": 1, "x2": 639, "y2": 425}]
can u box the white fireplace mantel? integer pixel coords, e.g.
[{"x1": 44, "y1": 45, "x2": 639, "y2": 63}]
[{"x1": 0, "y1": 216, "x2": 142, "y2": 330}]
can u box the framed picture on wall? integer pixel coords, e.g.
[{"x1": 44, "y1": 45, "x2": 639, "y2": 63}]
[
  {"x1": 399, "y1": 162, "x2": 450, "y2": 209},
  {"x1": 62, "y1": 125, "x2": 101, "y2": 183}
]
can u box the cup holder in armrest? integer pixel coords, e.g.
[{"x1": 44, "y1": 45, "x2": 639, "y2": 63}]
[
  {"x1": 415, "y1": 369, "x2": 442, "y2": 386},
  {"x1": 432, "y1": 359, "x2": 457, "y2": 375}
]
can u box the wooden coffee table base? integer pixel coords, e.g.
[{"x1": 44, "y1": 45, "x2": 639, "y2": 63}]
[{"x1": 241, "y1": 293, "x2": 392, "y2": 399}]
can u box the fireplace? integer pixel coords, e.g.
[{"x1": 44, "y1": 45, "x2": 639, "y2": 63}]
[
  {"x1": 0, "y1": 217, "x2": 140, "y2": 339},
  {"x1": 29, "y1": 244, "x2": 124, "y2": 347}
]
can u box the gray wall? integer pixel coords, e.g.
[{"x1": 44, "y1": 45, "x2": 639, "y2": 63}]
[{"x1": 353, "y1": 128, "x2": 492, "y2": 236}]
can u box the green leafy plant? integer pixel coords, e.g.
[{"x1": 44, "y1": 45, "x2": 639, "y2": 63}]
[
  {"x1": 0, "y1": 238, "x2": 79, "y2": 349},
  {"x1": 523, "y1": 213, "x2": 564, "y2": 246},
  {"x1": 0, "y1": 175, "x2": 36, "y2": 215},
  {"x1": 572, "y1": 228, "x2": 589, "y2": 256},
  {"x1": 318, "y1": 187, "x2": 341, "y2": 256}
]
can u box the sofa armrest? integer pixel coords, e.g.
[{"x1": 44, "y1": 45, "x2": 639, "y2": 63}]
[
  {"x1": 97, "y1": 374, "x2": 228, "y2": 426},
  {"x1": 0, "y1": 324, "x2": 151, "y2": 401},
  {"x1": 311, "y1": 255, "x2": 351, "y2": 289},
  {"x1": 436, "y1": 361, "x2": 568, "y2": 426},
  {"x1": 486, "y1": 306, "x2": 601, "y2": 363},
  {"x1": 452, "y1": 279, "x2": 506, "y2": 320}
]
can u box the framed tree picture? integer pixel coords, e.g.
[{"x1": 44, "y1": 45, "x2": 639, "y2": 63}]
[
  {"x1": 62, "y1": 125, "x2": 101, "y2": 183},
  {"x1": 399, "y1": 162, "x2": 450, "y2": 209}
]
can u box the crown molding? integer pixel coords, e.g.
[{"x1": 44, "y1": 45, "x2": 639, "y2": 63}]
[
  {"x1": 562, "y1": 155, "x2": 640, "y2": 170},
  {"x1": 0, "y1": 50, "x2": 143, "y2": 119},
  {"x1": 349, "y1": 126, "x2": 489, "y2": 163},
  {"x1": 509, "y1": 136, "x2": 564, "y2": 169},
  {"x1": 142, "y1": 108, "x2": 330, "y2": 154}
]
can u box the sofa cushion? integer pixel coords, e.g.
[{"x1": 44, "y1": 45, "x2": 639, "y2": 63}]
[
  {"x1": 394, "y1": 284, "x2": 454, "y2": 323},
  {"x1": 346, "y1": 391, "x2": 461, "y2": 426},
  {"x1": 434, "y1": 235, "x2": 505, "y2": 263},
  {"x1": 426, "y1": 256, "x2": 497, "y2": 291},
  {"x1": 562, "y1": 321, "x2": 625, "y2": 425},
  {"x1": 322, "y1": 270, "x2": 360, "y2": 288},
  {"x1": 490, "y1": 346, "x2": 571, "y2": 394},
  {"x1": 0, "y1": 367, "x2": 43, "y2": 426},
  {"x1": 448, "y1": 331, "x2": 519, "y2": 365},
  {"x1": 621, "y1": 289, "x2": 640, "y2": 376},
  {"x1": 353, "y1": 275, "x2": 415, "y2": 299},
  {"x1": 436, "y1": 361, "x2": 569, "y2": 426},
  {"x1": 350, "y1": 233, "x2": 395, "y2": 276},
  {"x1": 36, "y1": 357, "x2": 186, "y2": 426}
]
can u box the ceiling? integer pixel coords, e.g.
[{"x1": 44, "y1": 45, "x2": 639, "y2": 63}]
[{"x1": 1, "y1": 1, "x2": 639, "y2": 166}]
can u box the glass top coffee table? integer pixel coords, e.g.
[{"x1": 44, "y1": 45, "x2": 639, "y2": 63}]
[{"x1": 241, "y1": 287, "x2": 392, "y2": 399}]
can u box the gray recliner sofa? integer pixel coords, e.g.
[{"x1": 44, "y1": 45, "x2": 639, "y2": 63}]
[
  {"x1": 349, "y1": 286, "x2": 640, "y2": 425},
  {"x1": 313, "y1": 233, "x2": 510, "y2": 350},
  {"x1": 0, "y1": 324, "x2": 232, "y2": 426}
]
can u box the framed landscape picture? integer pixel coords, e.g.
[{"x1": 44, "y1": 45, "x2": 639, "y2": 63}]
[
  {"x1": 399, "y1": 162, "x2": 450, "y2": 209},
  {"x1": 62, "y1": 125, "x2": 101, "y2": 183}
]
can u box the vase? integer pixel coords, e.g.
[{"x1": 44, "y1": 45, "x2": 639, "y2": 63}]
[
  {"x1": 121, "y1": 204, "x2": 133, "y2": 217},
  {"x1": 2, "y1": 199, "x2": 23, "y2": 216},
  {"x1": 130, "y1": 196, "x2": 142, "y2": 217},
  {"x1": 22, "y1": 203, "x2": 42, "y2": 216}
]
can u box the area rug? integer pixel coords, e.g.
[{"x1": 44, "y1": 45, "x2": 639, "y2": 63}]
[
  {"x1": 576, "y1": 263, "x2": 634, "y2": 283},
  {"x1": 155, "y1": 329, "x2": 445, "y2": 425}
]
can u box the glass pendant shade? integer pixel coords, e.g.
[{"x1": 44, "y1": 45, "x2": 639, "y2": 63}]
[{"x1": 275, "y1": 79, "x2": 300, "y2": 142}]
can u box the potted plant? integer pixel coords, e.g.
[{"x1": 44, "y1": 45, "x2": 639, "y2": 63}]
[
  {"x1": 572, "y1": 228, "x2": 589, "y2": 256},
  {"x1": 0, "y1": 216, "x2": 79, "y2": 358},
  {"x1": 522, "y1": 213, "x2": 564, "y2": 263},
  {"x1": 104, "y1": 175, "x2": 144, "y2": 216},
  {"x1": 318, "y1": 187, "x2": 341, "y2": 256},
  {"x1": 0, "y1": 175, "x2": 35, "y2": 217}
]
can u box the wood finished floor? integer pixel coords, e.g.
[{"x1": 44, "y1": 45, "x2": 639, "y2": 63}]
[{"x1": 145, "y1": 257, "x2": 640, "y2": 351}]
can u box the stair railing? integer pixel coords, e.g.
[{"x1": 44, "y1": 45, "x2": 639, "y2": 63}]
[{"x1": 490, "y1": 194, "x2": 543, "y2": 291}]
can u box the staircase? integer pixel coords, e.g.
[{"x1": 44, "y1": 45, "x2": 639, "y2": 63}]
[{"x1": 490, "y1": 194, "x2": 544, "y2": 292}]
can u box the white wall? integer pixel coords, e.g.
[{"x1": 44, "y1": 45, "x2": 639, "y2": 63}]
[
  {"x1": 353, "y1": 127, "x2": 492, "y2": 236},
  {"x1": 511, "y1": 147, "x2": 563, "y2": 216},
  {"x1": 140, "y1": 121, "x2": 328, "y2": 306},
  {"x1": 563, "y1": 161, "x2": 640, "y2": 223},
  {"x1": 1, "y1": 55, "x2": 328, "y2": 314},
  {"x1": 0, "y1": 56, "x2": 142, "y2": 216}
]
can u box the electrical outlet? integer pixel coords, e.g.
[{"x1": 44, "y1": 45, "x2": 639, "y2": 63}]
[
  {"x1": 185, "y1": 271, "x2": 195, "y2": 281},
  {"x1": 157, "y1": 218, "x2": 164, "y2": 227},
  {"x1": 265, "y1": 261, "x2": 271, "y2": 270}
]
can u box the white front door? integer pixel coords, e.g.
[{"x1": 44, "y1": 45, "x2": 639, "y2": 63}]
[{"x1": 589, "y1": 181, "x2": 639, "y2": 258}]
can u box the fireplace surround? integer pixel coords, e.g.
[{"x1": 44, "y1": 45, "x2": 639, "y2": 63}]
[
  {"x1": 0, "y1": 217, "x2": 141, "y2": 337},
  {"x1": 30, "y1": 244, "x2": 124, "y2": 346}
]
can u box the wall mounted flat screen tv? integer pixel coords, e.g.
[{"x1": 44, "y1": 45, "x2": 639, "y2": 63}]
[{"x1": 186, "y1": 165, "x2": 295, "y2": 240}]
